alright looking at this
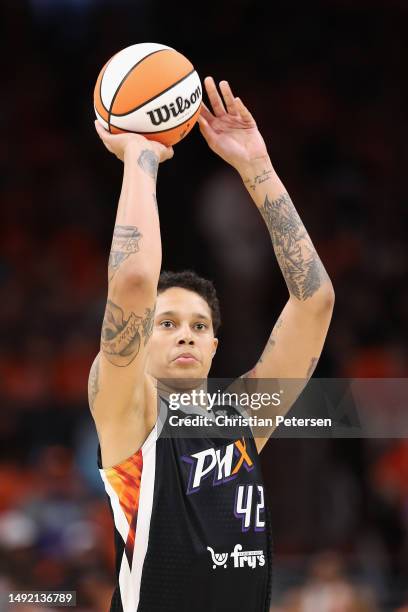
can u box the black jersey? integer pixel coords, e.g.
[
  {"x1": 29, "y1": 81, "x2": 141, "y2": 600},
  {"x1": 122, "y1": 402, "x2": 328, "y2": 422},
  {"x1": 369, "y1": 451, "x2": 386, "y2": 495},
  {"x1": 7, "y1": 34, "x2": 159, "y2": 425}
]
[{"x1": 98, "y1": 399, "x2": 272, "y2": 612}]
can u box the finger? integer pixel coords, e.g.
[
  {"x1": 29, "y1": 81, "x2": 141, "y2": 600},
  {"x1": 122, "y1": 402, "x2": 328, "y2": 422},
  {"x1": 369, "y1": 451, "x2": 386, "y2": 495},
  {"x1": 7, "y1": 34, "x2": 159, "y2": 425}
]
[
  {"x1": 235, "y1": 97, "x2": 254, "y2": 123},
  {"x1": 197, "y1": 115, "x2": 216, "y2": 146},
  {"x1": 163, "y1": 146, "x2": 174, "y2": 161},
  {"x1": 151, "y1": 140, "x2": 174, "y2": 162},
  {"x1": 200, "y1": 102, "x2": 216, "y2": 125},
  {"x1": 204, "y1": 76, "x2": 226, "y2": 117},
  {"x1": 94, "y1": 120, "x2": 111, "y2": 141},
  {"x1": 219, "y1": 81, "x2": 238, "y2": 115},
  {"x1": 95, "y1": 119, "x2": 106, "y2": 135}
]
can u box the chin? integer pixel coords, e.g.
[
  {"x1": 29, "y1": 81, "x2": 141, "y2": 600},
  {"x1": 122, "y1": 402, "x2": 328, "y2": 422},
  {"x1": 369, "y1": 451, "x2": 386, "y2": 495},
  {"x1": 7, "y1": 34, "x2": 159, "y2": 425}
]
[{"x1": 155, "y1": 365, "x2": 206, "y2": 391}]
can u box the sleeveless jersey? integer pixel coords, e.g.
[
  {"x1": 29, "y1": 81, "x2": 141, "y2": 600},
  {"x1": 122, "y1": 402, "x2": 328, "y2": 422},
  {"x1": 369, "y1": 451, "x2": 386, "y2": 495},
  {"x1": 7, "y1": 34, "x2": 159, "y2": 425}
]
[{"x1": 97, "y1": 399, "x2": 273, "y2": 612}]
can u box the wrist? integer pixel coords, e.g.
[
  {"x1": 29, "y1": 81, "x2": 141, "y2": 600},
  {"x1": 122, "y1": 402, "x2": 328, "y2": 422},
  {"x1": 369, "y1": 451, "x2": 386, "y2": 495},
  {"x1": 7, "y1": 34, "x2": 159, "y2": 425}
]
[
  {"x1": 237, "y1": 156, "x2": 277, "y2": 195},
  {"x1": 236, "y1": 155, "x2": 273, "y2": 180},
  {"x1": 123, "y1": 142, "x2": 144, "y2": 163}
]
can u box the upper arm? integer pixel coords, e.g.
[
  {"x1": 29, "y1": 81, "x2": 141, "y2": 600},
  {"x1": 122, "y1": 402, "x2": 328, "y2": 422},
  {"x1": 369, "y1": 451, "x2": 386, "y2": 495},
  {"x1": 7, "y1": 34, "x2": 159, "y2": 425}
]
[
  {"x1": 242, "y1": 294, "x2": 334, "y2": 452},
  {"x1": 88, "y1": 274, "x2": 156, "y2": 435},
  {"x1": 251, "y1": 294, "x2": 334, "y2": 380}
]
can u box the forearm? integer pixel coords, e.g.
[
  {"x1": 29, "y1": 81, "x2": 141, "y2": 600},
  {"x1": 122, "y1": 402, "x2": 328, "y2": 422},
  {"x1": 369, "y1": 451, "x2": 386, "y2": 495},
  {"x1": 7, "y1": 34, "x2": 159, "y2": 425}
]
[
  {"x1": 108, "y1": 146, "x2": 161, "y2": 287},
  {"x1": 238, "y1": 156, "x2": 334, "y2": 306}
]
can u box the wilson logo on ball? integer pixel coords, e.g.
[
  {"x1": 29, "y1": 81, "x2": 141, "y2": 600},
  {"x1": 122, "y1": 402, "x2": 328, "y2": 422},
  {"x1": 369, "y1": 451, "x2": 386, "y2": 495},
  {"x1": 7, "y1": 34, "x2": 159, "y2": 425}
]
[
  {"x1": 94, "y1": 43, "x2": 202, "y2": 145},
  {"x1": 146, "y1": 85, "x2": 202, "y2": 126}
]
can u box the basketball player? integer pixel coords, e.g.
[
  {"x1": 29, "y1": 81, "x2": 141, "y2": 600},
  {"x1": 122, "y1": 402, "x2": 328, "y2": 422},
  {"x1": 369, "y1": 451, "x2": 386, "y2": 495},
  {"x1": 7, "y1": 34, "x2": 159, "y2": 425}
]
[{"x1": 90, "y1": 77, "x2": 334, "y2": 611}]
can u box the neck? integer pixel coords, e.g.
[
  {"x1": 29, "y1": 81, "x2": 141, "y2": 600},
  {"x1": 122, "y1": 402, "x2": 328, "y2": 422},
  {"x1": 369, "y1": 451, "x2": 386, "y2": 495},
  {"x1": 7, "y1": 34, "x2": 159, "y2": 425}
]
[{"x1": 154, "y1": 377, "x2": 210, "y2": 409}]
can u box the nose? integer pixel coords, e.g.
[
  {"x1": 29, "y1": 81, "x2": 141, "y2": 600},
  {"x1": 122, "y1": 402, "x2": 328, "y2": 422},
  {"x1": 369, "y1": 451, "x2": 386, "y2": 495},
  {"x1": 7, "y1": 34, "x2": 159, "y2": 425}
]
[{"x1": 177, "y1": 324, "x2": 194, "y2": 346}]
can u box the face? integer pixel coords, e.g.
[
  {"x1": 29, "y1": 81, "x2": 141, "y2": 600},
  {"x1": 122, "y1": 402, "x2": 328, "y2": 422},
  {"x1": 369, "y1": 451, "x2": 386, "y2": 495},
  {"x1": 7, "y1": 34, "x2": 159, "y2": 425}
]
[{"x1": 146, "y1": 287, "x2": 218, "y2": 381}]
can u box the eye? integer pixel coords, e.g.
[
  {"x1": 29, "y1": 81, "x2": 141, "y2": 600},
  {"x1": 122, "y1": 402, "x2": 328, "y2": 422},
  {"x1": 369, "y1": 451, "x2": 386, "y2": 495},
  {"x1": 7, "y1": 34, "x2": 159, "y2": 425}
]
[
  {"x1": 160, "y1": 320, "x2": 175, "y2": 329},
  {"x1": 194, "y1": 322, "x2": 208, "y2": 331}
]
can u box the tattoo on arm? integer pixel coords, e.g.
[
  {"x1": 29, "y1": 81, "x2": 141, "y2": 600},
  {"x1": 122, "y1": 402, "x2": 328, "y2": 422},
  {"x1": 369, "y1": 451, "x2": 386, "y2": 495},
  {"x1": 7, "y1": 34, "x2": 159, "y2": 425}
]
[
  {"x1": 108, "y1": 225, "x2": 142, "y2": 281},
  {"x1": 88, "y1": 355, "x2": 100, "y2": 411},
  {"x1": 260, "y1": 192, "x2": 325, "y2": 300},
  {"x1": 259, "y1": 316, "x2": 282, "y2": 363},
  {"x1": 306, "y1": 357, "x2": 318, "y2": 378},
  {"x1": 141, "y1": 305, "x2": 155, "y2": 345},
  {"x1": 101, "y1": 299, "x2": 155, "y2": 367},
  {"x1": 244, "y1": 168, "x2": 273, "y2": 191},
  {"x1": 138, "y1": 149, "x2": 159, "y2": 180}
]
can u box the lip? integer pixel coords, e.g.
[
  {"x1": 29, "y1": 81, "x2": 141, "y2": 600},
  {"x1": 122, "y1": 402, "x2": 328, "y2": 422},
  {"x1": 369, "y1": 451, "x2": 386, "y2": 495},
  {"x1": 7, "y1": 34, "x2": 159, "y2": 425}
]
[{"x1": 173, "y1": 353, "x2": 199, "y2": 363}]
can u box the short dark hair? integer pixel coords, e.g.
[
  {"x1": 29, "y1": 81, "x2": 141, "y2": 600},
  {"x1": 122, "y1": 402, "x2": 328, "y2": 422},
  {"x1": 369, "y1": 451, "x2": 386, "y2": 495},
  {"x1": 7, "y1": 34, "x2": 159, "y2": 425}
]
[{"x1": 157, "y1": 270, "x2": 221, "y2": 335}]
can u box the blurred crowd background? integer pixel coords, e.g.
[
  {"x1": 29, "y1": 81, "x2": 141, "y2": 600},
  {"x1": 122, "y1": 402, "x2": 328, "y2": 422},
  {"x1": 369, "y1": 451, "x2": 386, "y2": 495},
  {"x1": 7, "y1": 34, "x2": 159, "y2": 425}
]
[{"x1": 1, "y1": 0, "x2": 407, "y2": 610}]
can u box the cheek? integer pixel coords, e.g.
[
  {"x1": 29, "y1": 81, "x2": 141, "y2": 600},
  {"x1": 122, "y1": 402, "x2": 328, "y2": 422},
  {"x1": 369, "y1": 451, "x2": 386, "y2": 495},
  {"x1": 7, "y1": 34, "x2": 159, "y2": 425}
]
[{"x1": 201, "y1": 339, "x2": 215, "y2": 360}]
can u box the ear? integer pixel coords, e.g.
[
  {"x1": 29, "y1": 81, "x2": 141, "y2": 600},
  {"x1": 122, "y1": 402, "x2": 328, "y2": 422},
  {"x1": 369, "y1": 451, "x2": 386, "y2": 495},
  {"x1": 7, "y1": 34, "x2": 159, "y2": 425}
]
[{"x1": 211, "y1": 337, "x2": 218, "y2": 357}]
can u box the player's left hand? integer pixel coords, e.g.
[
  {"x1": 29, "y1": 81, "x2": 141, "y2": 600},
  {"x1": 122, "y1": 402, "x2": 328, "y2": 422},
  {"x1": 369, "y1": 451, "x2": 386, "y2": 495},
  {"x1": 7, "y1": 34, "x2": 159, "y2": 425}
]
[{"x1": 198, "y1": 77, "x2": 268, "y2": 172}]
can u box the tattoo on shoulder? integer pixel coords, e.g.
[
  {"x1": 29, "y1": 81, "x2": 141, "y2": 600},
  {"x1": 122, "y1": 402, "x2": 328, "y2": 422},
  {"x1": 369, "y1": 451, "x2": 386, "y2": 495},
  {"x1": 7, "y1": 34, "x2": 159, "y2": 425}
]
[
  {"x1": 101, "y1": 299, "x2": 155, "y2": 367},
  {"x1": 306, "y1": 357, "x2": 318, "y2": 378},
  {"x1": 244, "y1": 168, "x2": 273, "y2": 191},
  {"x1": 138, "y1": 149, "x2": 159, "y2": 181},
  {"x1": 88, "y1": 355, "x2": 100, "y2": 411},
  {"x1": 108, "y1": 225, "x2": 142, "y2": 281},
  {"x1": 260, "y1": 192, "x2": 323, "y2": 300}
]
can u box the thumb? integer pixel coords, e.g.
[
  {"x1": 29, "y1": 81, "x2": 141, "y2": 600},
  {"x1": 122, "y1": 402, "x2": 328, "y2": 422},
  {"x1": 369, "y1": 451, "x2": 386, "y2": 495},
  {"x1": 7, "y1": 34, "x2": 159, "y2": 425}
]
[{"x1": 94, "y1": 120, "x2": 112, "y2": 142}]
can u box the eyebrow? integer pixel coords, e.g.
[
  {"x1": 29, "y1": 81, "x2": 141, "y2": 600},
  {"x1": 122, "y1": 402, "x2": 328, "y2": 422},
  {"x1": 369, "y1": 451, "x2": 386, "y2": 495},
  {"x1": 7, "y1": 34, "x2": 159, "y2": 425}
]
[{"x1": 157, "y1": 310, "x2": 211, "y2": 321}]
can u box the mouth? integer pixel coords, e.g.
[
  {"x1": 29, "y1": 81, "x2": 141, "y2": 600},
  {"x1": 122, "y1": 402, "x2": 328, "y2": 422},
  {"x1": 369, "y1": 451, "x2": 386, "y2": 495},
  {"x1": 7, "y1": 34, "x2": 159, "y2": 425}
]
[{"x1": 173, "y1": 353, "x2": 199, "y2": 364}]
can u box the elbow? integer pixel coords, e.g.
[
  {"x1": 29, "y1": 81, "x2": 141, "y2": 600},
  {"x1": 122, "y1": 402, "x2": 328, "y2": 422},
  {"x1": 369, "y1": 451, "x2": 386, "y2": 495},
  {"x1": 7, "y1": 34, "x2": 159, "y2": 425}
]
[
  {"x1": 322, "y1": 280, "x2": 335, "y2": 306},
  {"x1": 314, "y1": 282, "x2": 335, "y2": 314},
  {"x1": 109, "y1": 265, "x2": 159, "y2": 292},
  {"x1": 291, "y1": 281, "x2": 335, "y2": 314},
  {"x1": 327, "y1": 274, "x2": 335, "y2": 300}
]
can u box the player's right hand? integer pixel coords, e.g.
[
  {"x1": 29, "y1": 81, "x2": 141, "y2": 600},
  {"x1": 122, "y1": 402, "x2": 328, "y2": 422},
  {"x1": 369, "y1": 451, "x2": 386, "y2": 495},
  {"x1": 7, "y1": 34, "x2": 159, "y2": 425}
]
[{"x1": 94, "y1": 120, "x2": 174, "y2": 163}]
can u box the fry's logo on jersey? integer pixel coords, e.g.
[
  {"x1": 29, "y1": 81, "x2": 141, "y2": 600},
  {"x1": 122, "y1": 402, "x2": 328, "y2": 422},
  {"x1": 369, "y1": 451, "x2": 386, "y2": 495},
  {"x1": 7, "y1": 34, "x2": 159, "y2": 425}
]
[
  {"x1": 181, "y1": 438, "x2": 254, "y2": 494},
  {"x1": 207, "y1": 544, "x2": 265, "y2": 570}
]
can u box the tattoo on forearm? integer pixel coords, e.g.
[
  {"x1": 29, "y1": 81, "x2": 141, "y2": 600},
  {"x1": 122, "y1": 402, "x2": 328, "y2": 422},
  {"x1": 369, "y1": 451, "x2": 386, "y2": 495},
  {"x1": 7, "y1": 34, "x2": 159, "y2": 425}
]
[
  {"x1": 244, "y1": 168, "x2": 273, "y2": 191},
  {"x1": 101, "y1": 300, "x2": 155, "y2": 366},
  {"x1": 260, "y1": 192, "x2": 324, "y2": 300},
  {"x1": 108, "y1": 225, "x2": 142, "y2": 281},
  {"x1": 306, "y1": 357, "x2": 318, "y2": 378},
  {"x1": 138, "y1": 149, "x2": 159, "y2": 180},
  {"x1": 88, "y1": 355, "x2": 100, "y2": 411}
]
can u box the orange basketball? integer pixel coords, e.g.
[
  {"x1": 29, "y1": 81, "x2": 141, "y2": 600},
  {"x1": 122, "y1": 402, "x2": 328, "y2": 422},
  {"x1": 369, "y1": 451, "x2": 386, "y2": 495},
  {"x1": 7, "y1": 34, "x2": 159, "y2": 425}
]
[{"x1": 94, "y1": 43, "x2": 202, "y2": 146}]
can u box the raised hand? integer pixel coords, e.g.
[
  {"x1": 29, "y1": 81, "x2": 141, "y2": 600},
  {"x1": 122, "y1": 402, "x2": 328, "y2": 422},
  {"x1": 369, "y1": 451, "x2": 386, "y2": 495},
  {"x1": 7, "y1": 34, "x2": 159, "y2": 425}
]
[
  {"x1": 197, "y1": 77, "x2": 268, "y2": 172},
  {"x1": 94, "y1": 120, "x2": 174, "y2": 164}
]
